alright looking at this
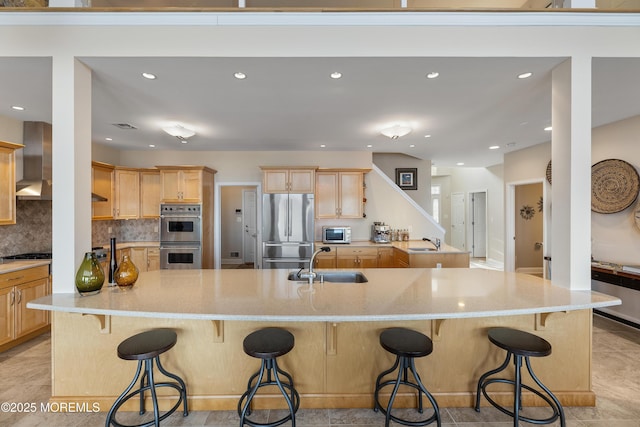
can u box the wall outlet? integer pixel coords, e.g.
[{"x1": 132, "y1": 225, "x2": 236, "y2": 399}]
[
  {"x1": 230, "y1": 252, "x2": 239, "y2": 258},
  {"x1": 108, "y1": 227, "x2": 112, "y2": 234},
  {"x1": 154, "y1": 225, "x2": 159, "y2": 233}
]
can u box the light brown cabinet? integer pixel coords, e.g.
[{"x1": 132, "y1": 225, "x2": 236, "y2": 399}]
[
  {"x1": 261, "y1": 167, "x2": 316, "y2": 194},
  {"x1": 158, "y1": 166, "x2": 215, "y2": 203},
  {"x1": 336, "y1": 247, "x2": 378, "y2": 268},
  {"x1": 114, "y1": 167, "x2": 140, "y2": 219},
  {"x1": 377, "y1": 247, "x2": 395, "y2": 268},
  {"x1": 140, "y1": 169, "x2": 161, "y2": 218},
  {"x1": 92, "y1": 161, "x2": 115, "y2": 220},
  {"x1": 0, "y1": 141, "x2": 23, "y2": 225},
  {"x1": 313, "y1": 250, "x2": 337, "y2": 269},
  {"x1": 0, "y1": 265, "x2": 50, "y2": 351},
  {"x1": 146, "y1": 248, "x2": 160, "y2": 271},
  {"x1": 315, "y1": 170, "x2": 367, "y2": 219}
]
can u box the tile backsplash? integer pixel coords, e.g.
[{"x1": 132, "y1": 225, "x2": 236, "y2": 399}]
[
  {"x1": 92, "y1": 218, "x2": 160, "y2": 248},
  {"x1": 0, "y1": 200, "x2": 52, "y2": 257},
  {"x1": 0, "y1": 200, "x2": 159, "y2": 258}
]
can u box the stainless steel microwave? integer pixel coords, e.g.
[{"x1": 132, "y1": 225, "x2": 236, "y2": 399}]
[{"x1": 322, "y1": 226, "x2": 351, "y2": 244}]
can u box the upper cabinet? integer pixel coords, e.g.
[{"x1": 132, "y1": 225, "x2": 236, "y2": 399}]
[
  {"x1": 114, "y1": 167, "x2": 140, "y2": 219},
  {"x1": 315, "y1": 169, "x2": 369, "y2": 219},
  {"x1": 91, "y1": 161, "x2": 115, "y2": 220},
  {"x1": 157, "y1": 166, "x2": 216, "y2": 203},
  {"x1": 139, "y1": 169, "x2": 161, "y2": 218},
  {"x1": 0, "y1": 141, "x2": 23, "y2": 226},
  {"x1": 261, "y1": 167, "x2": 316, "y2": 194}
]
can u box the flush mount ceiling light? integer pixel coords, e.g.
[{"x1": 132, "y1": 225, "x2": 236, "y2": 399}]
[
  {"x1": 518, "y1": 72, "x2": 533, "y2": 79},
  {"x1": 142, "y1": 72, "x2": 157, "y2": 80},
  {"x1": 11, "y1": 105, "x2": 25, "y2": 111},
  {"x1": 426, "y1": 72, "x2": 439, "y2": 79},
  {"x1": 234, "y1": 72, "x2": 247, "y2": 80},
  {"x1": 330, "y1": 72, "x2": 342, "y2": 79},
  {"x1": 381, "y1": 125, "x2": 412, "y2": 140},
  {"x1": 162, "y1": 124, "x2": 196, "y2": 143}
]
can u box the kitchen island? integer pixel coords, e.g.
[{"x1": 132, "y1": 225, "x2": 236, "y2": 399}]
[{"x1": 28, "y1": 268, "x2": 619, "y2": 412}]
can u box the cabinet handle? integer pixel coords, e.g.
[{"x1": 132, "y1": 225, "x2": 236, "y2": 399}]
[
  {"x1": 10, "y1": 290, "x2": 15, "y2": 305},
  {"x1": 16, "y1": 290, "x2": 21, "y2": 304},
  {"x1": 7, "y1": 275, "x2": 25, "y2": 282}
]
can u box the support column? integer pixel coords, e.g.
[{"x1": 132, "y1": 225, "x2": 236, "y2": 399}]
[
  {"x1": 52, "y1": 56, "x2": 93, "y2": 293},
  {"x1": 551, "y1": 57, "x2": 592, "y2": 290}
]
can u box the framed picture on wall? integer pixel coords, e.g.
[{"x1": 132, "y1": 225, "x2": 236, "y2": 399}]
[{"x1": 395, "y1": 168, "x2": 417, "y2": 190}]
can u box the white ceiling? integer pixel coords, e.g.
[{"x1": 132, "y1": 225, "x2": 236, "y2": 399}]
[{"x1": 1, "y1": 56, "x2": 639, "y2": 167}]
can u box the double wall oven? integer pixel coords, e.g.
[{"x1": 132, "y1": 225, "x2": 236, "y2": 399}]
[{"x1": 160, "y1": 203, "x2": 202, "y2": 269}]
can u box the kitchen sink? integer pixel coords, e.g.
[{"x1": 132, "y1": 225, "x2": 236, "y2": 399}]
[
  {"x1": 408, "y1": 247, "x2": 437, "y2": 252},
  {"x1": 287, "y1": 271, "x2": 368, "y2": 283}
]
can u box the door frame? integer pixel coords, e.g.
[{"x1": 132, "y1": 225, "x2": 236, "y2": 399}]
[
  {"x1": 214, "y1": 182, "x2": 262, "y2": 269},
  {"x1": 450, "y1": 192, "x2": 466, "y2": 251},
  {"x1": 468, "y1": 189, "x2": 488, "y2": 258},
  {"x1": 242, "y1": 189, "x2": 258, "y2": 264},
  {"x1": 505, "y1": 178, "x2": 546, "y2": 273}
]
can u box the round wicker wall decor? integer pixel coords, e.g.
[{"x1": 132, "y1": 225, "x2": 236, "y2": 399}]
[
  {"x1": 591, "y1": 159, "x2": 640, "y2": 214},
  {"x1": 546, "y1": 160, "x2": 552, "y2": 185}
]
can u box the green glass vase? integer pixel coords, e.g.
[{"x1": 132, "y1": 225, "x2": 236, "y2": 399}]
[
  {"x1": 114, "y1": 254, "x2": 139, "y2": 290},
  {"x1": 75, "y1": 252, "x2": 105, "y2": 296}
]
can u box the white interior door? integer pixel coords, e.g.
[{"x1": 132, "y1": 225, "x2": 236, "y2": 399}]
[
  {"x1": 242, "y1": 189, "x2": 257, "y2": 264},
  {"x1": 471, "y1": 191, "x2": 487, "y2": 257},
  {"x1": 451, "y1": 192, "x2": 465, "y2": 250}
]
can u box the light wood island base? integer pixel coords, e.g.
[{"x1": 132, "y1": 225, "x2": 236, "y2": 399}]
[{"x1": 50, "y1": 309, "x2": 594, "y2": 412}]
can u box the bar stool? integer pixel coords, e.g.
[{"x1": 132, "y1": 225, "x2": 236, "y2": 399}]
[
  {"x1": 105, "y1": 329, "x2": 188, "y2": 427},
  {"x1": 238, "y1": 327, "x2": 300, "y2": 427},
  {"x1": 475, "y1": 327, "x2": 565, "y2": 427},
  {"x1": 373, "y1": 327, "x2": 441, "y2": 427}
]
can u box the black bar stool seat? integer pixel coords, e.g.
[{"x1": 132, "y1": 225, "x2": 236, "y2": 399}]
[
  {"x1": 373, "y1": 328, "x2": 441, "y2": 427},
  {"x1": 475, "y1": 327, "x2": 565, "y2": 427},
  {"x1": 106, "y1": 329, "x2": 188, "y2": 427},
  {"x1": 238, "y1": 327, "x2": 300, "y2": 427}
]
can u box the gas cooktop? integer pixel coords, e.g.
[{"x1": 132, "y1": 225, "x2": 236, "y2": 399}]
[{"x1": 3, "y1": 252, "x2": 52, "y2": 260}]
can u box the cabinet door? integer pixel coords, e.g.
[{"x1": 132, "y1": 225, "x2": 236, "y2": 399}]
[
  {"x1": 147, "y1": 248, "x2": 160, "y2": 271},
  {"x1": 338, "y1": 172, "x2": 363, "y2": 219},
  {"x1": 160, "y1": 170, "x2": 182, "y2": 202},
  {"x1": 263, "y1": 170, "x2": 290, "y2": 194},
  {"x1": 359, "y1": 256, "x2": 378, "y2": 268},
  {"x1": 129, "y1": 247, "x2": 148, "y2": 273},
  {"x1": 314, "y1": 252, "x2": 336, "y2": 269},
  {"x1": 289, "y1": 169, "x2": 315, "y2": 193},
  {"x1": 92, "y1": 163, "x2": 115, "y2": 220},
  {"x1": 0, "y1": 145, "x2": 17, "y2": 225},
  {"x1": 15, "y1": 278, "x2": 49, "y2": 338},
  {"x1": 115, "y1": 169, "x2": 140, "y2": 219},
  {"x1": 336, "y1": 256, "x2": 359, "y2": 268},
  {"x1": 315, "y1": 172, "x2": 339, "y2": 218},
  {"x1": 377, "y1": 248, "x2": 395, "y2": 268},
  {"x1": 180, "y1": 170, "x2": 202, "y2": 202},
  {"x1": 140, "y1": 171, "x2": 161, "y2": 218},
  {"x1": 0, "y1": 287, "x2": 15, "y2": 345}
]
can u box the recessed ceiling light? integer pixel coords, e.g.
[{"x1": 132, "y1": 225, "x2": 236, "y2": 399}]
[
  {"x1": 544, "y1": 126, "x2": 552, "y2": 131},
  {"x1": 366, "y1": 144, "x2": 373, "y2": 148},
  {"x1": 105, "y1": 137, "x2": 113, "y2": 141},
  {"x1": 234, "y1": 72, "x2": 247, "y2": 80},
  {"x1": 180, "y1": 139, "x2": 188, "y2": 144},
  {"x1": 320, "y1": 144, "x2": 326, "y2": 148},
  {"x1": 426, "y1": 72, "x2": 439, "y2": 79},
  {"x1": 409, "y1": 144, "x2": 415, "y2": 148},
  {"x1": 489, "y1": 145, "x2": 500, "y2": 150},
  {"x1": 424, "y1": 134, "x2": 431, "y2": 138},
  {"x1": 330, "y1": 72, "x2": 342, "y2": 79},
  {"x1": 142, "y1": 72, "x2": 157, "y2": 80},
  {"x1": 456, "y1": 162, "x2": 465, "y2": 166},
  {"x1": 11, "y1": 105, "x2": 24, "y2": 111},
  {"x1": 149, "y1": 144, "x2": 155, "y2": 148},
  {"x1": 518, "y1": 72, "x2": 533, "y2": 79}
]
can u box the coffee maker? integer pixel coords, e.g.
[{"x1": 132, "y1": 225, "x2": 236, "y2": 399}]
[{"x1": 371, "y1": 222, "x2": 391, "y2": 243}]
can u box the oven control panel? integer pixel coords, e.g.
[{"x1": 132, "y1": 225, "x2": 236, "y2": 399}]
[{"x1": 161, "y1": 204, "x2": 201, "y2": 215}]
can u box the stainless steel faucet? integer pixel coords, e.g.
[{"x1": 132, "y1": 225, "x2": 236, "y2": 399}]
[
  {"x1": 422, "y1": 237, "x2": 441, "y2": 251},
  {"x1": 299, "y1": 246, "x2": 331, "y2": 284}
]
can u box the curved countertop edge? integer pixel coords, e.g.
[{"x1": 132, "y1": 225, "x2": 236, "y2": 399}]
[{"x1": 28, "y1": 293, "x2": 621, "y2": 323}]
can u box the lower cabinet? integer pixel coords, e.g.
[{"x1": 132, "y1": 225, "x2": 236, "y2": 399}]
[
  {"x1": 0, "y1": 265, "x2": 50, "y2": 351},
  {"x1": 336, "y1": 247, "x2": 378, "y2": 268}
]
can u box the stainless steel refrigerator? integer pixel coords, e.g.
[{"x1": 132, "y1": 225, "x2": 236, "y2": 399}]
[{"x1": 262, "y1": 193, "x2": 315, "y2": 269}]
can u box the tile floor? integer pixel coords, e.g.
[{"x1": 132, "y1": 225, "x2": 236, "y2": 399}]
[{"x1": 0, "y1": 315, "x2": 638, "y2": 426}]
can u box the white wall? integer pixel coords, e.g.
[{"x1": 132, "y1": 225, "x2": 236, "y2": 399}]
[
  {"x1": 591, "y1": 115, "x2": 640, "y2": 264},
  {"x1": 372, "y1": 153, "x2": 431, "y2": 212}
]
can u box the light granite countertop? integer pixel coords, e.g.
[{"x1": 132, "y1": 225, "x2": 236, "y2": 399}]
[
  {"x1": 0, "y1": 260, "x2": 51, "y2": 274},
  {"x1": 318, "y1": 240, "x2": 466, "y2": 254},
  {"x1": 28, "y1": 268, "x2": 619, "y2": 322}
]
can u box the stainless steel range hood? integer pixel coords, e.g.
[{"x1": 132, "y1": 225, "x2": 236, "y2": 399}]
[{"x1": 16, "y1": 121, "x2": 52, "y2": 201}]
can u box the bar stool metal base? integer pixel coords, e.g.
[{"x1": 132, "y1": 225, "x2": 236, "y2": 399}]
[
  {"x1": 474, "y1": 328, "x2": 565, "y2": 427},
  {"x1": 238, "y1": 328, "x2": 300, "y2": 427}
]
